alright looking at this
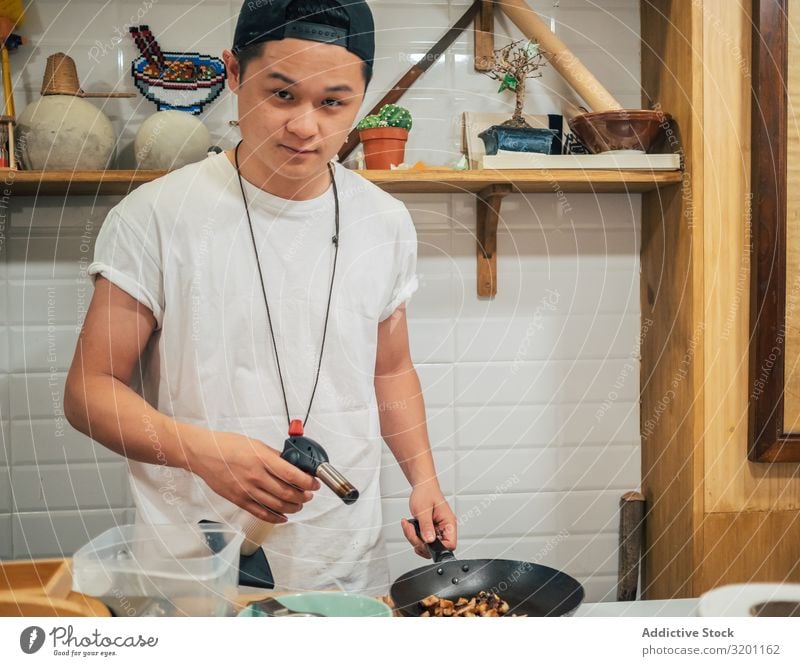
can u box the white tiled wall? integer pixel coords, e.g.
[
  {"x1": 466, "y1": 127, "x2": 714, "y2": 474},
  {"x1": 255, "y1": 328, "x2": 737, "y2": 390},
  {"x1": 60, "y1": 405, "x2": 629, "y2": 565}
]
[{"x1": 0, "y1": 1, "x2": 642, "y2": 603}]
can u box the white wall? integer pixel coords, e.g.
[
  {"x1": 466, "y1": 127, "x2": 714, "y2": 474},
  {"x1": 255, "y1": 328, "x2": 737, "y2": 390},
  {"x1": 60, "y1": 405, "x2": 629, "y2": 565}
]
[{"x1": 0, "y1": 0, "x2": 642, "y2": 603}]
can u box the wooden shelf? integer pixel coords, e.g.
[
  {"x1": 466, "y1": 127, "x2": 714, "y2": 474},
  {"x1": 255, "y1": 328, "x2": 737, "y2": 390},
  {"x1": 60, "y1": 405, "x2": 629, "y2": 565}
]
[
  {"x1": 1, "y1": 166, "x2": 681, "y2": 296},
  {"x1": 1, "y1": 167, "x2": 681, "y2": 197},
  {"x1": 361, "y1": 168, "x2": 681, "y2": 194},
  {"x1": 1, "y1": 168, "x2": 169, "y2": 196}
]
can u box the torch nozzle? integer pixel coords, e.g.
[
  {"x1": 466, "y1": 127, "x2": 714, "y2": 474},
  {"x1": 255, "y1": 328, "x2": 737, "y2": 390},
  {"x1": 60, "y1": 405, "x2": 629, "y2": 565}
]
[{"x1": 316, "y1": 462, "x2": 359, "y2": 505}]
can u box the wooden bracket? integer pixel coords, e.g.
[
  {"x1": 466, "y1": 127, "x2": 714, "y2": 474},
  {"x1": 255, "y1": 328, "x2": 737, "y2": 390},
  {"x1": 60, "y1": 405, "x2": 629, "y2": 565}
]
[
  {"x1": 476, "y1": 183, "x2": 513, "y2": 297},
  {"x1": 474, "y1": 0, "x2": 495, "y2": 72}
]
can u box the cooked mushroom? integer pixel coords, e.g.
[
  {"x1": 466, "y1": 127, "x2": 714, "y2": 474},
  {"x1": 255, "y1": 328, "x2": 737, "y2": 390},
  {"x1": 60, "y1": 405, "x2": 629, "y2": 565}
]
[
  {"x1": 420, "y1": 594, "x2": 439, "y2": 608},
  {"x1": 416, "y1": 591, "x2": 519, "y2": 617}
]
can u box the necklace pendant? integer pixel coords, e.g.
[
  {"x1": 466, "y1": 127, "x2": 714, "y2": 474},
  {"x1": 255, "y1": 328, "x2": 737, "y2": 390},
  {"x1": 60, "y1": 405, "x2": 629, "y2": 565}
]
[{"x1": 288, "y1": 419, "x2": 304, "y2": 437}]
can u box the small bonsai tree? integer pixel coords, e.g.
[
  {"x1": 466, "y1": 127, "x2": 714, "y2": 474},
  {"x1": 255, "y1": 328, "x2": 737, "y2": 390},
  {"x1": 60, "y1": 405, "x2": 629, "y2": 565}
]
[
  {"x1": 357, "y1": 103, "x2": 413, "y2": 131},
  {"x1": 485, "y1": 40, "x2": 547, "y2": 128}
]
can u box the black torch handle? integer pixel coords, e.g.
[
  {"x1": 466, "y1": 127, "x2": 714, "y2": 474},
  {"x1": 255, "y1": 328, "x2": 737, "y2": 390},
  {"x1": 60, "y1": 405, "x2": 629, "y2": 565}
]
[{"x1": 281, "y1": 435, "x2": 358, "y2": 505}]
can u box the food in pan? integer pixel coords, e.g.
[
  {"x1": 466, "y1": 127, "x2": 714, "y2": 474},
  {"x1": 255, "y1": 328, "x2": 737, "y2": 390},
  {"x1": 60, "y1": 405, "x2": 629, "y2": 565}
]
[{"x1": 418, "y1": 590, "x2": 526, "y2": 617}]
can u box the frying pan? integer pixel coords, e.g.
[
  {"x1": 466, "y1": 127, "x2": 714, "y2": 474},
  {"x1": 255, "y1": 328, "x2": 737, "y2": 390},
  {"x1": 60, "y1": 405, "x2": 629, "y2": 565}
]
[{"x1": 389, "y1": 519, "x2": 584, "y2": 617}]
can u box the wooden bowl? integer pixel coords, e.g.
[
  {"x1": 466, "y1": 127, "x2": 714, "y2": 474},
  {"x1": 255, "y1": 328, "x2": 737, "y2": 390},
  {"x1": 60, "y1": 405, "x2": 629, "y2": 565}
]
[{"x1": 568, "y1": 109, "x2": 670, "y2": 154}]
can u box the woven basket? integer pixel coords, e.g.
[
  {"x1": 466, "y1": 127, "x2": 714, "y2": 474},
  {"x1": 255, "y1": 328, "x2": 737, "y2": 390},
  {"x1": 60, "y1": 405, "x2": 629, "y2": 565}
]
[{"x1": 41, "y1": 52, "x2": 134, "y2": 98}]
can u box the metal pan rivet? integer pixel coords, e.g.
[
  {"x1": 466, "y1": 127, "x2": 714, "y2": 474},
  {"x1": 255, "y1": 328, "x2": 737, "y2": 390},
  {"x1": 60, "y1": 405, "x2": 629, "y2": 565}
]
[
  {"x1": 461, "y1": 564, "x2": 469, "y2": 572},
  {"x1": 436, "y1": 567, "x2": 444, "y2": 575},
  {"x1": 451, "y1": 577, "x2": 459, "y2": 584}
]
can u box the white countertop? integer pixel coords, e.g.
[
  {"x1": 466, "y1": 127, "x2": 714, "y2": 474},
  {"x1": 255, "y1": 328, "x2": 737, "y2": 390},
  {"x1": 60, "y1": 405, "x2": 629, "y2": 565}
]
[{"x1": 574, "y1": 598, "x2": 699, "y2": 617}]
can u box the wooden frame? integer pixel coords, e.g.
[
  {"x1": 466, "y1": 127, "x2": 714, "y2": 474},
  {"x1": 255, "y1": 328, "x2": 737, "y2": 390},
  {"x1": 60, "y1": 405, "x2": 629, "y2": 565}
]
[{"x1": 748, "y1": 0, "x2": 800, "y2": 461}]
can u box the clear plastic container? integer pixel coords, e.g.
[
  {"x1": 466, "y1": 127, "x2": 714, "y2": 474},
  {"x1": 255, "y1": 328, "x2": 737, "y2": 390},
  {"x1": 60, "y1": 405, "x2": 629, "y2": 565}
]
[{"x1": 72, "y1": 523, "x2": 244, "y2": 617}]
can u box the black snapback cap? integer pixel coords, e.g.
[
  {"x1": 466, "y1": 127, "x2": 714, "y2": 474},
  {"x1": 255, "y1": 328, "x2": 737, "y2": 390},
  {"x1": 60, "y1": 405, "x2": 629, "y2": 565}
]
[{"x1": 232, "y1": 0, "x2": 375, "y2": 69}]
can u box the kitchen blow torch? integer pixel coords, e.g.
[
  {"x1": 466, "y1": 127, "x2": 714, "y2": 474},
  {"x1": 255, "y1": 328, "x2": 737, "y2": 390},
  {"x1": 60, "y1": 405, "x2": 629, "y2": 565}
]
[{"x1": 236, "y1": 419, "x2": 359, "y2": 588}]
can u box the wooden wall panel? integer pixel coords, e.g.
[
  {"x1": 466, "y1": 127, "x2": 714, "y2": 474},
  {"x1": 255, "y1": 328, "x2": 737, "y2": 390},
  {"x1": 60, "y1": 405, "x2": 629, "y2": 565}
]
[
  {"x1": 702, "y1": 0, "x2": 800, "y2": 512},
  {"x1": 699, "y1": 510, "x2": 800, "y2": 591},
  {"x1": 640, "y1": 0, "x2": 800, "y2": 598}
]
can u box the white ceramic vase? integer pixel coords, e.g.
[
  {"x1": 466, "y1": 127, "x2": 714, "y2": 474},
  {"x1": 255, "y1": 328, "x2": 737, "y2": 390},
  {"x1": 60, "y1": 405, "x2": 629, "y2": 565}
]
[
  {"x1": 17, "y1": 94, "x2": 116, "y2": 170},
  {"x1": 134, "y1": 110, "x2": 211, "y2": 170}
]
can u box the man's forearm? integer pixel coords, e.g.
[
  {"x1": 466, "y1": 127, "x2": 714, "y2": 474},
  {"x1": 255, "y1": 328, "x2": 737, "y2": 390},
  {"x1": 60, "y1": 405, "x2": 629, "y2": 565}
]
[
  {"x1": 375, "y1": 364, "x2": 440, "y2": 489},
  {"x1": 64, "y1": 372, "x2": 204, "y2": 471}
]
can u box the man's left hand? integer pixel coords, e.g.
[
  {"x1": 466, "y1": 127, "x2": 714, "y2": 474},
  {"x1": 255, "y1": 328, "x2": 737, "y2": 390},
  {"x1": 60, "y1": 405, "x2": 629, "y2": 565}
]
[{"x1": 401, "y1": 482, "x2": 457, "y2": 558}]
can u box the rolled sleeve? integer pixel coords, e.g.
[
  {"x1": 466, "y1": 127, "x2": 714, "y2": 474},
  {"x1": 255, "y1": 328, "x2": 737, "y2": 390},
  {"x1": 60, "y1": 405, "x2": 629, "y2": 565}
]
[
  {"x1": 378, "y1": 206, "x2": 419, "y2": 322},
  {"x1": 87, "y1": 208, "x2": 165, "y2": 329}
]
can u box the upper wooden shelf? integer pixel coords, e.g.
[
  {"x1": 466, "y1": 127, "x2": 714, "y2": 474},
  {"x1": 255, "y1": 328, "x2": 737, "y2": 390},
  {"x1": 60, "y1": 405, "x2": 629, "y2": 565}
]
[
  {"x1": 0, "y1": 167, "x2": 682, "y2": 197},
  {"x1": 360, "y1": 168, "x2": 681, "y2": 194}
]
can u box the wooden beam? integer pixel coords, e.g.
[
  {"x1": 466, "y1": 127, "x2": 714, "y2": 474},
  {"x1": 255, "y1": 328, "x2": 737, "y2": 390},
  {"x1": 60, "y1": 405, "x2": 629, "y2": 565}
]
[
  {"x1": 639, "y1": 0, "x2": 704, "y2": 599},
  {"x1": 474, "y1": 0, "x2": 495, "y2": 72}
]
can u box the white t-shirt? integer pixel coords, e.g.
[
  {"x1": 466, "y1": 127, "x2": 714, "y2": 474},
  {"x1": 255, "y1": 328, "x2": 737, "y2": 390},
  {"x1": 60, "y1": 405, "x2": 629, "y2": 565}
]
[{"x1": 87, "y1": 151, "x2": 419, "y2": 595}]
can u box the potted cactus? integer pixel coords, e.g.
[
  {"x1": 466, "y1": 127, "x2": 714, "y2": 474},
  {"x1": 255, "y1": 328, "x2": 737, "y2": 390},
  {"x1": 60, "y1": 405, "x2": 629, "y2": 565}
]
[{"x1": 356, "y1": 103, "x2": 412, "y2": 169}]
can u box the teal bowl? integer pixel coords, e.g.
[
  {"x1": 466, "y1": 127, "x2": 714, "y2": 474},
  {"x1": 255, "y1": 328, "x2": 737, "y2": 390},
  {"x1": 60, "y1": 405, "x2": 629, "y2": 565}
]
[{"x1": 240, "y1": 592, "x2": 393, "y2": 617}]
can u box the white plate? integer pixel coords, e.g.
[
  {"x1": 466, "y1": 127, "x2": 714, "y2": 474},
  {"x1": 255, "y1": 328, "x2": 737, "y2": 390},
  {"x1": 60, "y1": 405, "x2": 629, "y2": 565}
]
[{"x1": 698, "y1": 583, "x2": 800, "y2": 617}]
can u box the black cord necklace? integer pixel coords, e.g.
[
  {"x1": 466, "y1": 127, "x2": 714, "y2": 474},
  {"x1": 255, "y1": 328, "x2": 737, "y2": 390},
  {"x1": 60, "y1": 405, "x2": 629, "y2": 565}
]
[{"x1": 233, "y1": 139, "x2": 340, "y2": 436}]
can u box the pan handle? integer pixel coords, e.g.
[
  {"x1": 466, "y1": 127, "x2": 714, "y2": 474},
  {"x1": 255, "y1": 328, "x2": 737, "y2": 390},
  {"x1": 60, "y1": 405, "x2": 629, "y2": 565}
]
[{"x1": 408, "y1": 517, "x2": 455, "y2": 563}]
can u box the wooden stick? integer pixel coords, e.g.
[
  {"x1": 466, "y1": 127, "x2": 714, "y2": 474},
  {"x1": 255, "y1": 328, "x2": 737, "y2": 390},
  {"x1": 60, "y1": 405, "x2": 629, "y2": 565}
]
[
  {"x1": 0, "y1": 42, "x2": 16, "y2": 169},
  {"x1": 617, "y1": 491, "x2": 646, "y2": 602},
  {"x1": 80, "y1": 91, "x2": 136, "y2": 98},
  {"x1": 496, "y1": 0, "x2": 622, "y2": 112},
  {"x1": 8, "y1": 120, "x2": 15, "y2": 169},
  {"x1": 338, "y1": 1, "x2": 482, "y2": 162},
  {"x1": 1, "y1": 44, "x2": 14, "y2": 117}
]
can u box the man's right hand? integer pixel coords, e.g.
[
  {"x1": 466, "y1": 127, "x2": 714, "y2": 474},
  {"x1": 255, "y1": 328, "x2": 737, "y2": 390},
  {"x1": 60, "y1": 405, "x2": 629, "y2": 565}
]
[{"x1": 187, "y1": 429, "x2": 320, "y2": 524}]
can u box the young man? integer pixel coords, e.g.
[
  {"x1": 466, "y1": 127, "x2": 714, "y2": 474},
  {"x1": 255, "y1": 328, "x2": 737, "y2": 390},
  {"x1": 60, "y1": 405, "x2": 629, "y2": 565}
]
[{"x1": 63, "y1": 0, "x2": 456, "y2": 594}]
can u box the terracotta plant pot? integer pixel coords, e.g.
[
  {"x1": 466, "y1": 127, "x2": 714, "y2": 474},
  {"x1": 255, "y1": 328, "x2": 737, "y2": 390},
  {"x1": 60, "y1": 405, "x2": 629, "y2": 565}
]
[{"x1": 358, "y1": 127, "x2": 409, "y2": 169}]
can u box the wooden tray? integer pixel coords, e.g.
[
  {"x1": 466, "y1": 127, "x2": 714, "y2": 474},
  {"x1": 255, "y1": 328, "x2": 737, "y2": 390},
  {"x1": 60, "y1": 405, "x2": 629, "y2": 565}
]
[{"x1": 0, "y1": 559, "x2": 73, "y2": 599}]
